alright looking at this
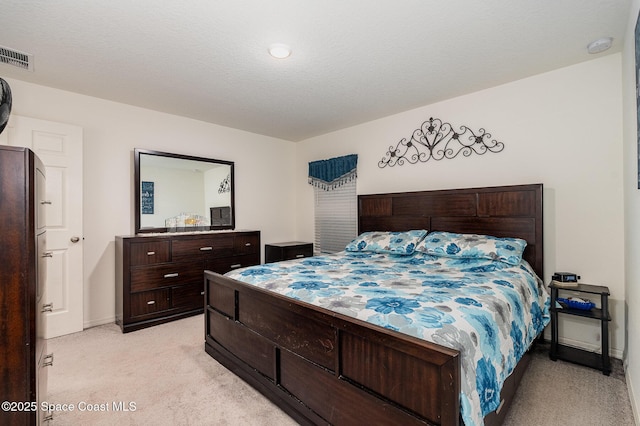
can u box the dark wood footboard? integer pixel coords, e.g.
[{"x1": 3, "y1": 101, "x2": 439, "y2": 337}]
[{"x1": 204, "y1": 270, "x2": 461, "y2": 426}]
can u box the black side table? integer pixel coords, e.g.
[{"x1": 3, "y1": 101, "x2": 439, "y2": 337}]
[
  {"x1": 265, "y1": 242, "x2": 313, "y2": 263},
  {"x1": 549, "y1": 282, "x2": 611, "y2": 375}
]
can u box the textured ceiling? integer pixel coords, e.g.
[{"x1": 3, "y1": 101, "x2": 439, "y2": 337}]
[{"x1": 0, "y1": 0, "x2": 632, "y2": 142}]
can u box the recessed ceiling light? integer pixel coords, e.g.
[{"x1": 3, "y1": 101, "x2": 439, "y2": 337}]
[
  {"x1": 587, "y1": 37, "x2": 613, "y2": 54},
  {"x1": 268, "y1": 43, "x2": 292, "y2": 59}
]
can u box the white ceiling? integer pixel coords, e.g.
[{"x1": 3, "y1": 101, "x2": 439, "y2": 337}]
[{"x1": 0, "y1": 0, "x2": 632, "y2": 142}]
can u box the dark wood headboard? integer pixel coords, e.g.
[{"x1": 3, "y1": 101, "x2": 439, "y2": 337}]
[{"x1": 358, "y1": 184, "x2": 544, "y2": 278}]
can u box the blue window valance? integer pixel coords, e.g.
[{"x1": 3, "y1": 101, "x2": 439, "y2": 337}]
[{"x1": 308, "y1": 154, "x2": 358, "y2": 190}]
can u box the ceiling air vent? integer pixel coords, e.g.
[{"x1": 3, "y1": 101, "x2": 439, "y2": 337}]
[{"x1": 0, "y1": 46, "x2": 33, "y2": 71}]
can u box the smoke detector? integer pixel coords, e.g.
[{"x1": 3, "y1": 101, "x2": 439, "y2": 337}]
[{"x1": 587, "y1": 37, "x2": 613, "y2": 54}]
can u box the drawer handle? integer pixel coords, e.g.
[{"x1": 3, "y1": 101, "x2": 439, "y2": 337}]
[
  {"x1": 147, "y1": 251, "x2": 156, "y2": 256},
  {"x1": 43, "y1": 353, "x2": 54, "y2": 367},
  {"x1": 200, "y1": 246, "x2": 213, "y2": 251},
  {"x1": 147, "y1": 300, "x2": 156, "y2": 305},
  {"x1": 200, "y1": 291, "x2": 205, "y2": 296},
  {"x1": 245, "y1": 242, "x2": 252, "y2": 247},
  {"x1": 230, "y1": 263, "x2": 242, "y2": 269},
  {"x1": 40, "y1": 200, "x2": 52, "y2": 205},
  {"x1": 296, "y1": 254, "x2": 305, "y2": 258},
  {"x1": 42, "y1": 252, "x2": 53, "y2": 258},
  {"x1": 164, "y1": 273, "x2": 179, "y2": 278},
  {"x1": 42, "y1": 303, "x2": 54, "y2": 313}
]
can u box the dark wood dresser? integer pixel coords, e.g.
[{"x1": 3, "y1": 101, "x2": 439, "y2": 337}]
[
  {"x1": 116, "y1": 230, "x2": 260, "y2": 332},
  {"x1": 0, "y1": 145, "x2": 51, "y2": 425}
]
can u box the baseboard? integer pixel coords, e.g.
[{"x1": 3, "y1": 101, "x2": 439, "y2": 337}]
[
  {"x1": 83, "y1": 315, "x2": 115, "y2": 330},
  {"x1": 625, "y1": 363, "x2": 640, "y2": 426},
  {"x1": 543, "y1": 330, "x2": 623, "y2": 359}
]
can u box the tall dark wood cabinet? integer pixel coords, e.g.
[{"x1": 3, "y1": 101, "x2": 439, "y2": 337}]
[
  {"x1": 116, "y1": 230, "x2": 260, "y2": 332},
  {"x1": 0, "y1": 145, "x2": 51, "y2": 425}
]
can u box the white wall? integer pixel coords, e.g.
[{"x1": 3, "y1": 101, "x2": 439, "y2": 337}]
[
  {"x1": 5, "y1": 77, "x2": 298, "y2": 328},
  {"x1": 622, "y1": 0, "x2": 640, "y2": 420},
  {"x1": 296, "y1": 54, "x2": 626, "y2": 358}
]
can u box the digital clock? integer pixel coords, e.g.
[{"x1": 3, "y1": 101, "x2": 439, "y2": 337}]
[{"x1": 552, "y1": 272, "x2": 580, "y2": 282}]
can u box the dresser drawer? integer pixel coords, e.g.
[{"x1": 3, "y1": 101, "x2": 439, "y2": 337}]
[
  {"x1": 130, "y1": 289, "x2": 171, "y2": 317},
  {"x1": 37, "y1": 232, "x2": 47, "y2": 302},
  {"x1": 36, "y1": 299, "x2": 48, "y2": 362},
  {"x1": 130, "y1": 261, "x2": 202, "y2": 292},
  {"x1": 172, "y1": 235, "x2": 234, "y2": 260},
  {"x1": 235, "y1": 233, "x2": 260, "y2": 255},
  {"x1": 36, "y1": 164, "x2": 47, "y2": 232},
  {"x1": 130, "y1": 241, "x2": 170, "y2": 265},
  {"x1": 265, "y1": 242, "x2": 313, "y2": 263},
  {"x1": 38, "y1": 351, "x2": 51, "y2": 425},
  {"x1": 282, "y1": 244, "x2": 313, "y2": 261},
  {"x1": 172, "y1": 282, "x2": 204, "y2": 309},
  {"x1": 206, "y1": 254, "x2": 260, "y2": 274}
]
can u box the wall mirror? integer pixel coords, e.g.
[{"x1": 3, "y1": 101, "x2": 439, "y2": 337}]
[{"x1": 134, "y1": 148, "x2": 235, "y2": 234}]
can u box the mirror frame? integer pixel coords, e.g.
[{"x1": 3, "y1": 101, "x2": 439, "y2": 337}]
[{"x1": 134, "y1": 148, "x2": 235, "y2": 234}]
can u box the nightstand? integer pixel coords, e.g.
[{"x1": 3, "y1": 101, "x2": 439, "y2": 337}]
[
  {"x1": 265, "y1": 242, "x2": 313, "y2": 263},
  {"x1": 549, "y1": 282, "x2": 611, "y2": 375}
]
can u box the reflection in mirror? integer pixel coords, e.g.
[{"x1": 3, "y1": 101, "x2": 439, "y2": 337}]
[{"x1": 134, "y1": 149, "x2": 235, "y2": 234}]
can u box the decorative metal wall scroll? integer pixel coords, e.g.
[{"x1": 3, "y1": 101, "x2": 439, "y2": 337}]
[
  {"x1": 218, "y1": 173, "x2": 231, "y2": 194},
  {"x1": 378, "y1": 116, "x2": 505, "y2": 168}
]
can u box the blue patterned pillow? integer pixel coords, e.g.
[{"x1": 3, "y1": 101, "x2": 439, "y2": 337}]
[
  {"x1": 345, "y1": 230, "x2": 428, "y2": 255},
  {"x1": 415, "y1": 231, "x2": 527, "y2": 265}
]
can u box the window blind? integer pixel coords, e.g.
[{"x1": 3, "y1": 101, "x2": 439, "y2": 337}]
[{"x1": 313, "y1": 179, "x2": 357, "y2": 255}]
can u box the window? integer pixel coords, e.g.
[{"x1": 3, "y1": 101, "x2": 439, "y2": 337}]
[
  {"x1": 313, "y1": 179, "x2": 357, "y2": 254},
  {"x1": 308, "y1": 154, "x2": 358, "y2": 255}
]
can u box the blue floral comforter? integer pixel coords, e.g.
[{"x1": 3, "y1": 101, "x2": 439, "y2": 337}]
[{"x1": 225, "y1": 251, "x2": 550, "y2": 425}]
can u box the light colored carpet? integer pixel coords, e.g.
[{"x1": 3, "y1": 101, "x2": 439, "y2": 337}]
[
  {"x1": 46, "y1": 315, "x2": 635, "y2": 425},
  {"x1": 503, "y1": 343, "x2": 635, "y2": 426},
  {"x1": 47, "y1": 315, "x2": 297, "y2": 426}
]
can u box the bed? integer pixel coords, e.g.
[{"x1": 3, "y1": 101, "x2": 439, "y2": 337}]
[{"x1": 204, "y1": 183, "x2": 548, "y2": 425}]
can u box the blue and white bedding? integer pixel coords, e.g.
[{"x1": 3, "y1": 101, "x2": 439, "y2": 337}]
[{"x1": 225, "y1": 233, "x2": 550, "y2": 426}]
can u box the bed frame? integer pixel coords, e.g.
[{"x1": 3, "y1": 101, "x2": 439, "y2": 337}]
[{"x1": 204, "y1": 183, "x2": 543, "y2": 425}]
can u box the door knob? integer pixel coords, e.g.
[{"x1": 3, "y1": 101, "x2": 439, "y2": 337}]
[{"x1": 70, "y1": 236, "x2": 80, "y2": 243}]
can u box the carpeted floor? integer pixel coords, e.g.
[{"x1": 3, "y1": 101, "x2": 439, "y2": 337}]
[
  {"x1": 46, "y1": 314, "x2": 635, "y2": 425},
  {"x1": 502, "y1": 342, "x2": 635, "y2": 426}
]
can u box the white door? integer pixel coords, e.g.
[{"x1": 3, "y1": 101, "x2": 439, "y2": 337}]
[{"x1": 6, "y1": 115, "x2": 84, "y2": 338}]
